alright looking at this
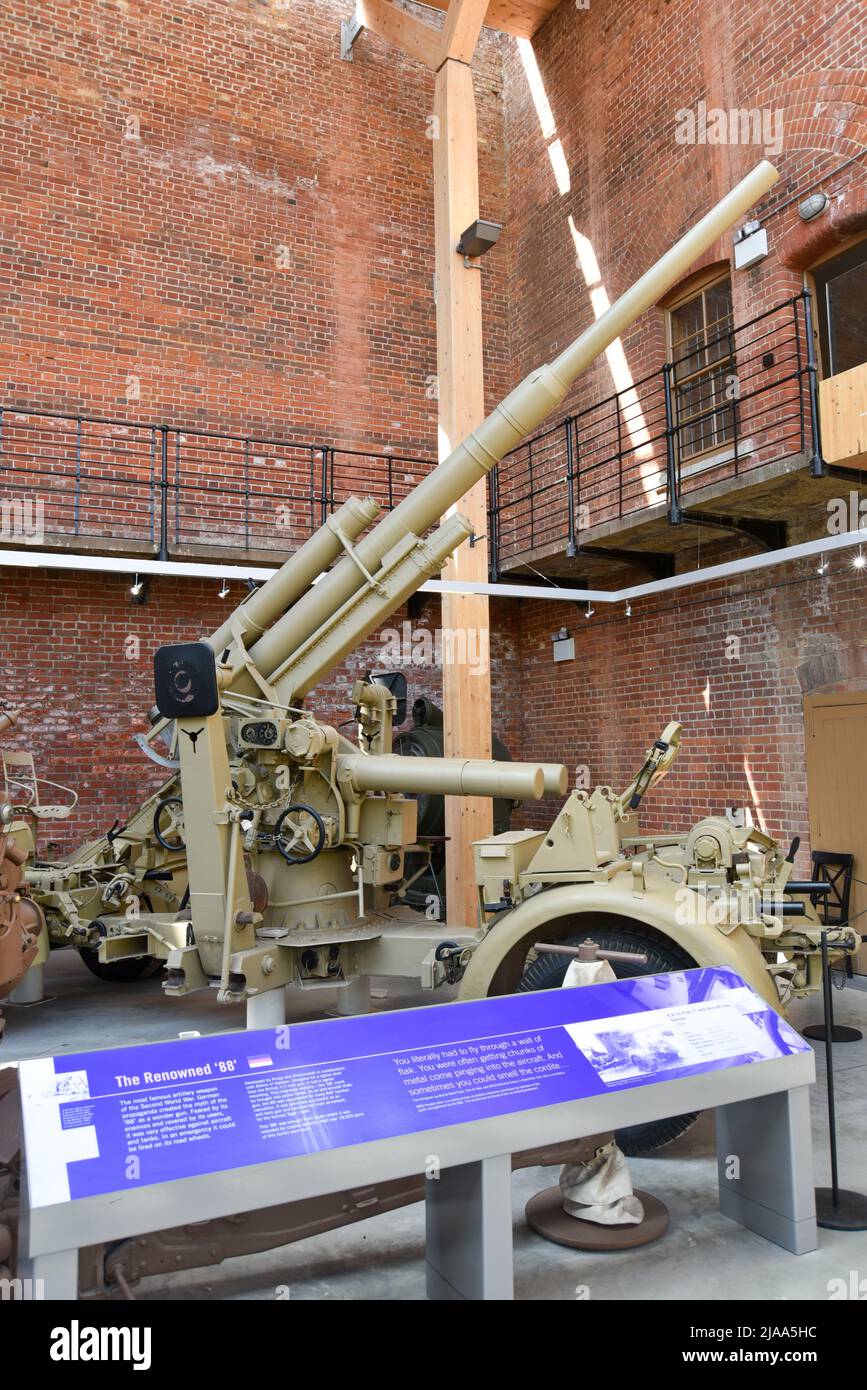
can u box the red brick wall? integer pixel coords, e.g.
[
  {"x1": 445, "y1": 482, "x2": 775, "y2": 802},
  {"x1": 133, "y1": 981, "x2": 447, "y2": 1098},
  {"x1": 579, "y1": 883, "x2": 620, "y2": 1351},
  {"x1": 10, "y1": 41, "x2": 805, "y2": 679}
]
[
  {"x1": 492, "y1": 0, "x2": 867, "y2": 867},
  {"x1": 1, "y1": 0, "x2": 509, "y2": 455},
  {"x1": 501, "y1": 555, "x2": 867, "y2": 879},
  {"x1": 501, "y1": 0, "x2": 866, "y2": 399},
  {"x1": 0, "y1": 573, "x2": 453, "y2": 851}
]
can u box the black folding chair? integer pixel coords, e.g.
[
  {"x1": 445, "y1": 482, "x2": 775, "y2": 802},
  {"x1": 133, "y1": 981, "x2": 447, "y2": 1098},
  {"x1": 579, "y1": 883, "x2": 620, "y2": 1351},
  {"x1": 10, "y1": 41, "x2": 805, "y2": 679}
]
[{"x1": 810, "y1": 851, "x2": 855, "y2": 974}]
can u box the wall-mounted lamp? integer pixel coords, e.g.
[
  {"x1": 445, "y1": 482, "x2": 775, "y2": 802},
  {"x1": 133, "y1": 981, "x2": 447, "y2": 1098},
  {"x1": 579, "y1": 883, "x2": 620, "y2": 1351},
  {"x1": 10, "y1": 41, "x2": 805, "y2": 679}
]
[
  {"x1": 129, "y1": 573, "x2": 150, "y2": 605},
  {"x1": 457, "y1": 219, "x2": 501, "y2": 268},
  {"x1": 551, "y1": 626, "x2": 575, "y2": 662},
  {"x1": 733, "y1": 219, "x2": 768, "y2": 270},
  {"x1": 219, "y1": 578, "x2": 230, "y2": 599},
  {"x1": 798, "y1": 192, "x2": 829, "y2": 223}
]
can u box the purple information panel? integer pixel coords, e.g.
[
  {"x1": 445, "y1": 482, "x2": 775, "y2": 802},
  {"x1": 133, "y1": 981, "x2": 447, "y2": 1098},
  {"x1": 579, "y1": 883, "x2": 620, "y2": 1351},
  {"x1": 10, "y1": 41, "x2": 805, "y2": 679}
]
[{"x1": 20, "y1": 967, "x2": 807, "y2": 1207}]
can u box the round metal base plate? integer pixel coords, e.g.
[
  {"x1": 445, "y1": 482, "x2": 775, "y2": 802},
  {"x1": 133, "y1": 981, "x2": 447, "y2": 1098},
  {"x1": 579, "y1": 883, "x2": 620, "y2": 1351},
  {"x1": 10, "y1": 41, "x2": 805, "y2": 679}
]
[
  {"x1": 802, "y1": 1023, "x2": 863, "y2": 1043},
  {"x1": 525, "y1": 1186, "x2": 669, "y2": 1250},
  {"x1": 816, "y1": 1187, "x2": 867, "y2": 1231}
]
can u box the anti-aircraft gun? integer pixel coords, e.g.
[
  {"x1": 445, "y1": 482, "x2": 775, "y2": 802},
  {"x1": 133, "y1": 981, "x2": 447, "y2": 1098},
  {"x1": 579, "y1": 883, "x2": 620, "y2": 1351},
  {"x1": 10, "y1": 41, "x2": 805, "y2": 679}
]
[
  {"x1": 56, "y1": 160, "x2": 784, "y2": 1025},
  {"x1": 13, "y1": 162, "x2": 792, "y2": 1035}
]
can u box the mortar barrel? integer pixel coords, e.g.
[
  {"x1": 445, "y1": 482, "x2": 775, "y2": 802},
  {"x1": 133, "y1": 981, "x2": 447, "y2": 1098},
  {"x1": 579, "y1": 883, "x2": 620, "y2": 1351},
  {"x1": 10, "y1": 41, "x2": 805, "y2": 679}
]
[
  {"x1": 240, "y1": 162, "x2": 779, "y2": 690},
  {"x1": 208, "y1": 496, "x2": 379, "y2": 659},
  {"x1": 337, "y1": 753, "x2": 550, "y2": 802}
]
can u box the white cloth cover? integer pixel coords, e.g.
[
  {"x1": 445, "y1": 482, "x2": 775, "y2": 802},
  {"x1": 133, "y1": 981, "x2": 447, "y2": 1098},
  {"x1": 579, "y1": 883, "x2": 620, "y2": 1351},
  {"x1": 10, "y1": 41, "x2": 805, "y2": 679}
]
[{"x1": 559, "y1": 956, "x2": 645, "y2": 1226}]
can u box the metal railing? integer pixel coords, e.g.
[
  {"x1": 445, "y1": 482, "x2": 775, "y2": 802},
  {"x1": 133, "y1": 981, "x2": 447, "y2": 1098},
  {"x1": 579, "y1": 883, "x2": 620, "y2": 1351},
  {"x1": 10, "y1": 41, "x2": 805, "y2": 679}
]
[
  {"x1": 490, "y1": 290, "x2": 824, "y2": 574},
  {"x1": 0, "y1": 292, "x2": 825, "y2": 576},
  {"x1": 0, "y1": 409, "x2": 432, "y2": 561}
]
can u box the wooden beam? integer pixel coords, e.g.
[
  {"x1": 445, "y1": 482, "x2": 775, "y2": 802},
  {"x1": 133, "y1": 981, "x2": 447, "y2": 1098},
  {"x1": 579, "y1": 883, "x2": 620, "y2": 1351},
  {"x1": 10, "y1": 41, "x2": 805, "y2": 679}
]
[
  {"x1": 433, "y1": 59, "x2": 493, "y2": 930},
  {"x1": 423, "y1": 0, "x2": 560, "y2": 41},
  {"x1": 440, "y1": 0, "x2": 490, "y2": 63},
  {"x1": 356, "y1": 0, "x2": 441, "y2": 70}
]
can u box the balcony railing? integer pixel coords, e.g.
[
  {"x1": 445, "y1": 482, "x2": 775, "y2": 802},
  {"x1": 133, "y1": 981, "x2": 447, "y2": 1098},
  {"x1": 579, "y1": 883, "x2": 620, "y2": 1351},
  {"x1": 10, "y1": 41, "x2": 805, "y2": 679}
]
[
  {"x1": 0, "y1": 411, "x2": 432, "y2": 561},
  {"x1": 0, "y1": 292, "x2": 824, "y2": 579},
  {"x1": 489, "y1": 290, "x2": 824, "y2": 574}
]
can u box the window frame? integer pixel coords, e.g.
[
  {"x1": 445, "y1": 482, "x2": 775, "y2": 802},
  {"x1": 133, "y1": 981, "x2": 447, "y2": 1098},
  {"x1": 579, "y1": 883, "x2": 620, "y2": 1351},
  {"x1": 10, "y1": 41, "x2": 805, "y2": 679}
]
[
  {"x1": 807, "y1": 233, "x2": 867, "y2": 381},
  {"x1": 665, "y1": 268, "x2": 737, "y2": 466}
]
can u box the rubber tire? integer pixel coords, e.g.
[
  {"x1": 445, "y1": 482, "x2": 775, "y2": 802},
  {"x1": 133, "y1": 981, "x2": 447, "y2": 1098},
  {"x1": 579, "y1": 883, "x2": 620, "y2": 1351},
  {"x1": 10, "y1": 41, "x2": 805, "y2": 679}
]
[
  {"x1": 78, "y1": 949, "x2": 164, "y2": 983},
  {"x1": 517, "y1": 924, "x2": 700, "y2": 1156}
]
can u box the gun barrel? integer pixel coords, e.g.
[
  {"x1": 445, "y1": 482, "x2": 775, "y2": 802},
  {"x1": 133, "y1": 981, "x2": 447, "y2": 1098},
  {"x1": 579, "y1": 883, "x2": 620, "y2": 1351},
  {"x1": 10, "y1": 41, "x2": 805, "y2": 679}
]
[
  {"x1": 235, "y1": 162, "x2": 779, "y2": 694},
  {"x1": 337, "y1": 753, "x2": 564, "y2": 802}
]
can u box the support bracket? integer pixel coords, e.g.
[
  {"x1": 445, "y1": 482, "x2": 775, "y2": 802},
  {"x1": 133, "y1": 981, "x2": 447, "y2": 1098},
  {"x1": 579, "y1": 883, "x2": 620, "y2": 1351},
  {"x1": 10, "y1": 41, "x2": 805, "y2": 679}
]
[
  {"x1": 681, "y1": 511, "x2": 788, "y2": 553},
  {"x1": 340, "y1": 14, "x2": 364, "y2": 61},
  {"x1": 577, "y1": 546, "x2": 676, "y2": 580}
]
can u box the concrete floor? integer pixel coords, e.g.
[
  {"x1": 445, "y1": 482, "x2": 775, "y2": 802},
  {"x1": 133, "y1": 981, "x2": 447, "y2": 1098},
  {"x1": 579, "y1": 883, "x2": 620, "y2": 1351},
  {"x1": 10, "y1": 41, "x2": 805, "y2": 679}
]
[{"x1": 3, "y1": 948, "x2": 867, "y2": 1301}]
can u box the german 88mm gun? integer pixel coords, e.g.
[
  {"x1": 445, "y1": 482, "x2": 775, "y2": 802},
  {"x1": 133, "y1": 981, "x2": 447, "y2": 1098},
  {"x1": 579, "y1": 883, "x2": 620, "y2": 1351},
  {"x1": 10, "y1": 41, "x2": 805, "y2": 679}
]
[{"x1": 23, "y1": 162, "x2": 790, "y2": 1029}]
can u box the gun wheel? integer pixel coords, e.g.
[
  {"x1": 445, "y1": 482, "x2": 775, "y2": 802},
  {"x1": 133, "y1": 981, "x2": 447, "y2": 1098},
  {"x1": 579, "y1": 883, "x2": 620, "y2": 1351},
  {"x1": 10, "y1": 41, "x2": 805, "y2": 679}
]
[
  {"x1": 274, "y1": 803, "x2": 326, "y2": 865},
  {"x1": 78, "y1": 949, "x2": 164, "y2": 983},
  {"x1": 515, "y1": 921, "x2": 701, "y2": 1156}
]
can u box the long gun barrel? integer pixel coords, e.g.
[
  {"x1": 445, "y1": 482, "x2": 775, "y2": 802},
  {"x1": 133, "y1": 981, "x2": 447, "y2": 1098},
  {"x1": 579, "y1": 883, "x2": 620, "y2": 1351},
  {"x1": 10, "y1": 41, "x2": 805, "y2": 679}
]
[
  {"x1": 223, "y1": 161, "x2": 779, "y2": 703},
  {"x1": 337, "y1": 753, "x2": 568, "y2": 801}
]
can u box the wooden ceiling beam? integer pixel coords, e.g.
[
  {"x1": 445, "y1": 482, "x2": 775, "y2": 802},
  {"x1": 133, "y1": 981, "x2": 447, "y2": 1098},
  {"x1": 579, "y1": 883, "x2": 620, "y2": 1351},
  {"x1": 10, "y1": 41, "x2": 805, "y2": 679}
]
[
  {"x1": 421, "y1": 0, "x2": 560, "y2": 41},
  {"x1": 440, "y1": 0, "x2": 491, "y2": 63},
  {"x1": 356, "y1": 0, "x2": 442, "y2": 70}
]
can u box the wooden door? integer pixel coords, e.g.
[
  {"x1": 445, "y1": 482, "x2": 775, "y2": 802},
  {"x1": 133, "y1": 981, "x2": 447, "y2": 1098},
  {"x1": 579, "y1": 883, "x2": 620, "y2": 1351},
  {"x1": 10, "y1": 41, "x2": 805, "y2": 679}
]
[{"x1": 804, "y1": 691, "x2": 867, "y2": 974}]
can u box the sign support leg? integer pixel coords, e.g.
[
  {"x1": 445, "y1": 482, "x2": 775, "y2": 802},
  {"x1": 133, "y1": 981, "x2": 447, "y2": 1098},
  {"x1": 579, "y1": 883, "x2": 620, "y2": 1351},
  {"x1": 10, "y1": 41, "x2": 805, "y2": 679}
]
[
  {"x1": 425, "y1": 1152, "x2": 513, "y2": 1300},
  {"x1": 716, "y1": 1084, "x2": 817, "y2": 1253},
  {"x1": 246, "y1": 987, "x2": 287, "y2": 1030},
  {"x1": 17, "y1": 1247, "x2": 79, "y2": 1299},
  {"x1": 333, "y1": 975, "x2": 370, "y2": 1016}
]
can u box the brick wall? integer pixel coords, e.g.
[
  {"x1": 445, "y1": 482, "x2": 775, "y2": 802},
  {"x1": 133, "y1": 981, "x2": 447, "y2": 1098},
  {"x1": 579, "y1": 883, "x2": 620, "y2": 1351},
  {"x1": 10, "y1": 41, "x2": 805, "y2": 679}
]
[
  {"x1": 497, "y1": 0, "x2": 867, "y2": 543},
  {"x1": 492, "y1": 0, "x2": 867, "y2": 867},
  {"x1": 501, "y1": 0, "x2": 866, "y2": 401},
  {"x1": 1, "y1": 0, "x2": 509, "y2": 454},
  {"x1": 0, "y1": 573, "x2": 453, "y2": 851}
]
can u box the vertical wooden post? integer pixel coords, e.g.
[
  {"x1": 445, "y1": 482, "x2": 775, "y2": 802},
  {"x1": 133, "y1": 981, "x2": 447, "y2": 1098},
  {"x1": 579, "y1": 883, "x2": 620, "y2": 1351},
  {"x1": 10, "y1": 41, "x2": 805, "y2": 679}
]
[{"x1": 433, "y1": 58, "x2": 493, "y2": 929}]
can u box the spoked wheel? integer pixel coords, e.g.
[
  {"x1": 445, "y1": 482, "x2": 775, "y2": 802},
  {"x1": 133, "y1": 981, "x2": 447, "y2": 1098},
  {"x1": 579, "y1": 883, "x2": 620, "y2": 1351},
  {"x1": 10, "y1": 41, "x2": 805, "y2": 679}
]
[
  {"x1": 153, "y1": 796, "x2": 186, "y2": 852},
  {"x1": 515, "y1": 921, "x2": 701, "y2": 1156},
  {"x1": 274, "y1": 803, "x2": 327, "y2": 864},
  {"x1": 78, "y1": 949, "x2": 164, "y2": 983}
]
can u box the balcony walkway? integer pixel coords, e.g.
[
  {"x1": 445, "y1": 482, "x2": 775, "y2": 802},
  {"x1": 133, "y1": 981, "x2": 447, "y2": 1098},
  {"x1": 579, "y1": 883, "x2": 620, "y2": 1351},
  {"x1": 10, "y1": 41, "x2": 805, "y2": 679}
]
[{"x1": 1, "y1": 292, "x2": 859, "y2": 587}]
